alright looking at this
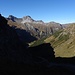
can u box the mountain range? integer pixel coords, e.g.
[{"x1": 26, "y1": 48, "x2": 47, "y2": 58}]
[
  {"x1": 7, "y1": 15, "x2": 45, "y2": 24},
  {"x1": 7, "y1": 15, "x2": 63, "y2": 43}
]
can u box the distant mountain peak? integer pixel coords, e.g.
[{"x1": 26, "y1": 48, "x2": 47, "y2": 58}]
[
  {"x1": 8, "y1": 15, "x2": 17, "y2": 19},
  {"x1": 22, "y1": 16, "x2": 34, "y2": 23},
  {"x1": 7, "y1": 15, "x2": 18, "y2": 22},
  {"x1": 49, "y1": 21, "x2": 58, "y2": 24},
  {"x1": 23, "y1": 15, "x2": 32, "y2": 19},
  {"x1": 7, "y1": 15, "x2": 22, "y2": 23},
  {"x1": 36, "y1": 20, "x2": 44, "y2": 22}
]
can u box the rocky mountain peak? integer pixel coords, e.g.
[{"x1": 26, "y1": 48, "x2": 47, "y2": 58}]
[
  {"x1": 7, "y1": 15, "x2": 22, "y2": 23},
  {"x1": 49, "y1": 21, "x2": 59, "y2": 24},
  {"x1": 35, "y1": 20, "x2": 44, "y2": 24},
  {"x1": 37, "y1": 20, "x2": 43, "y2": 22},
  {"x1": 23, "y1": 16, "x2": 32, "y2": 19},
  {"x1": 8, "y1": 15, "x2": 17, "y2": 19},
  {"x1": 7, "y1": 15, "x2": 18, "y2": 22},
  {"x1": 22, "y1": 16, "x2": 34, "y2": 23}
]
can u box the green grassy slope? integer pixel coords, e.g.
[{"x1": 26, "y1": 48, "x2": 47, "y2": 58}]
[
  {"x1": 45, "y1": 24, "x2": 75, "y2": 57},
  {"x1": 29, "y1": 24, "x2": 75, "y2": 57}
]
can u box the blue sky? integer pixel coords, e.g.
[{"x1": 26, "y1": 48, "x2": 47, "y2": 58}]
[{"x1": 0, "y1": 0, "x2": 75, "y2": 24}]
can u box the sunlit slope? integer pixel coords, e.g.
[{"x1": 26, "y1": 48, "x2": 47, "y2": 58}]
[{"x1": 45, "y1": 24, "x2": 75, "y2": 57}]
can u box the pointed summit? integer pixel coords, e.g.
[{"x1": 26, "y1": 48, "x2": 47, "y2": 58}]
[
  {"x1": 21, "y1": 16, "x2": 35, "y2": 23},
  {"x1": 7, "y1": 15, "x2": 22, "y2": 23},
  {"x1": 8, "y1": 15, "x2": 17, "y2": 22},
  {"x1": 8, "y1": 15, "x2": 16, "y2": 18}
]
